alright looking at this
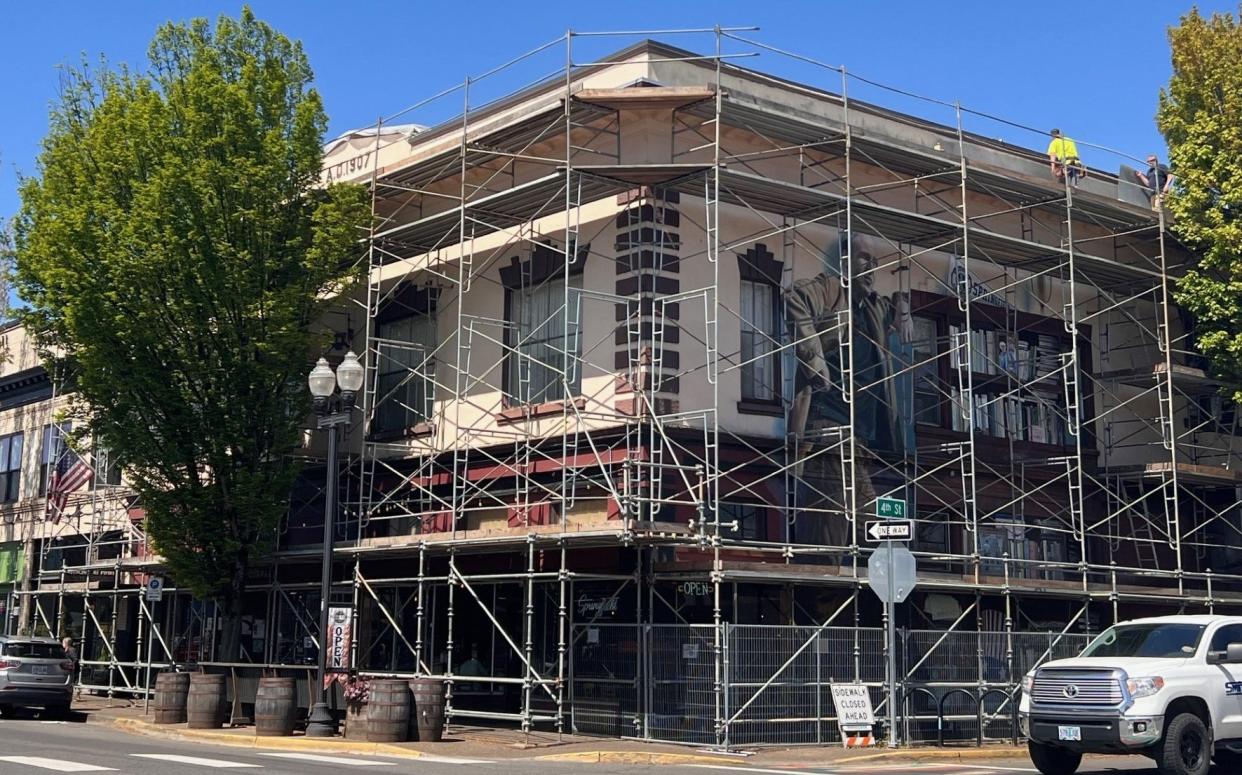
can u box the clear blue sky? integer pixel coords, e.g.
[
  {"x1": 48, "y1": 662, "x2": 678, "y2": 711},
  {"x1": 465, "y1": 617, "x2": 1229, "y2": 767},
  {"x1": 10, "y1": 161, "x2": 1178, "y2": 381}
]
[{"x1": 1, "y1": 1, "x2": 1234, "y2": 224}]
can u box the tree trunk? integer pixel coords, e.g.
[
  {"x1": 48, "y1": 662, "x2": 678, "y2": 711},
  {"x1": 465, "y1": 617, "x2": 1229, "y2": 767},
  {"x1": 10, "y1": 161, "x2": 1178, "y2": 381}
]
[{"x1": 216, "y1": 563, "x2": 247, "y2": 662}]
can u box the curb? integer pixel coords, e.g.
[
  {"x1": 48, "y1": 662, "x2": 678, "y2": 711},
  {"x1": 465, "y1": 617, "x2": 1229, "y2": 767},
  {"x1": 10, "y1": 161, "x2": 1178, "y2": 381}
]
[
  {"x1": 838, "y1": 746, "x2": 1028, "y2": 762},
  {"x1": 92, "y1": 713, "x2": 1022, "y2": 767},
  {"x1": 95, "y1": 715, "x2": 734, "y2": 766},
  {"x1": 535, "y1": 751, "x2": 736, "y2": 765},
  {"x1": 97, "y1": 716, "x2": 425, "y2": 759}
]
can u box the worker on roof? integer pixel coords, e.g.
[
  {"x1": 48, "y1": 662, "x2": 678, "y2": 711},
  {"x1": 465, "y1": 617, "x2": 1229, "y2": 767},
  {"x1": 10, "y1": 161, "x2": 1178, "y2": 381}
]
[
  {"x1": 1135, "y1": 154, "x2": 1174, "y2": 207},
  {"x1": 1047, "y1": 128, "x2": 1086, "y2": 187}
]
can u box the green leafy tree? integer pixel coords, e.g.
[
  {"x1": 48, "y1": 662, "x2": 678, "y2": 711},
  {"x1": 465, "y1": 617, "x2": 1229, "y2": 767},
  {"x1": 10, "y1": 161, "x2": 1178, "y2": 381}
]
[
  {"x1": 13, "y1": 9, "x2": 368, "y2": 659},
  {"x1": 1158, "y1": 7, "x2": 1242, "y2": 401}
]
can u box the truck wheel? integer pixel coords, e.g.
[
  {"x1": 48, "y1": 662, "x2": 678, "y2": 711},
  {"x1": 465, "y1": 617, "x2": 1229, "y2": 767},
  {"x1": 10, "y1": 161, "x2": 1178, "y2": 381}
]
[
  {"x1": 1028, "y1": 740, "x2": 1082, "y2": 775},
  {"x1": 1156, "y1": 712, "x2": 1211, "y2": 775}
]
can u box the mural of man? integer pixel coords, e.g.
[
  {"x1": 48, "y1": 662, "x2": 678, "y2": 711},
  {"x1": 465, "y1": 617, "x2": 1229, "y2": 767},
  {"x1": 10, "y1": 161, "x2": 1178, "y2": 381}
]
[{"x1": 784, "y1": 233, "x2": 913, "y2": 548}]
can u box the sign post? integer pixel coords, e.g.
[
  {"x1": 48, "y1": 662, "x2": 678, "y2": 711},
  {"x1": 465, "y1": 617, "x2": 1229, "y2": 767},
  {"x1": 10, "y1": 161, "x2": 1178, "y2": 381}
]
[
  {"x1": 142, "y1": 577, "x2": 162, "y2": 714},
  {"x1": 867, "y1": 499, "x2": 915, "y2": 747},
  {"x1": 887, "y1": 537, "x2": 896, "y2": 747}
]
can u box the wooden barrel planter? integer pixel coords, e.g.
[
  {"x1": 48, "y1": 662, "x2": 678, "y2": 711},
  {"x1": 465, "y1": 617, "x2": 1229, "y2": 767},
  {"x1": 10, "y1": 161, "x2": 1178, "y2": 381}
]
[
  {"x1": 344, "y1": 703, "x2": 368, "y2": 740},
  {"x1": 254, "y1": 676, "x2": 297, "y2": 737},
  {"x1": 366, "y1": 679, "x2": 410, "y2": 742},
  {"x1": 152, "y1": 672, "x2": 190, "y2": 725},
  {"x1": 408, "y1": 678, "x2": 446, "y2": 742},
  {"x1": 186, "y1": 673, "x2": 227, "y2": 729}
]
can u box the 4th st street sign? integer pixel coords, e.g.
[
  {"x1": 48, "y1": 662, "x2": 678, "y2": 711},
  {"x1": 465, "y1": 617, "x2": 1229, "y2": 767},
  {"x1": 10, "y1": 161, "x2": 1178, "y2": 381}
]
[{"x1": 875, "y1": 496, "x2": 906, "y2": 519}]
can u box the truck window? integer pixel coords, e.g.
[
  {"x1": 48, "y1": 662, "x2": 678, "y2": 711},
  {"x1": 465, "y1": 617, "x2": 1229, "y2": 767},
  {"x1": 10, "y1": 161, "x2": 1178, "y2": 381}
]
[
  {"x1": 1208, "y1": 624, "x2": 1242, "y2": 658},
  {"x1": 1080, "y1": 623, "x2": 1206, "y2": 658}
]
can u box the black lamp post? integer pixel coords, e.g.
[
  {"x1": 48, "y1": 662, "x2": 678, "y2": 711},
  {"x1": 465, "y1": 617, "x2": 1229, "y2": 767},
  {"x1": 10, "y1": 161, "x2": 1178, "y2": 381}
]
[{"x1": 304, "y1": 351, "x2": 363, "y2": 737}]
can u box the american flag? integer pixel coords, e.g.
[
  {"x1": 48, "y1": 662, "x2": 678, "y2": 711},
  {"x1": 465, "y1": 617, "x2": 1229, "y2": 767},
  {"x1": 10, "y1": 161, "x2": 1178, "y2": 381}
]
[{"x1": 45, "y1": 453, "x2": 94, "y2": 524}]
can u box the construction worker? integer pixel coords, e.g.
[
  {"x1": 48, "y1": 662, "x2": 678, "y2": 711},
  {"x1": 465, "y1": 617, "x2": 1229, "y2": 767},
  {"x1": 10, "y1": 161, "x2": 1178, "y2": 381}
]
[
  {"x1": 1047, "y1": 128, "x2": 1085, "y2": 186},
  {"x1": 1135, "y1": 154, "x2": 1173, "y2": 206}
]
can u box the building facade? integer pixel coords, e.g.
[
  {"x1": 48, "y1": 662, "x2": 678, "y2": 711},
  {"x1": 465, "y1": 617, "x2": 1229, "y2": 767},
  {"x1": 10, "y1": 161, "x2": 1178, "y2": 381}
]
[{"x1": 19, "y1": 34, "x2": 1242, "y2": 748}]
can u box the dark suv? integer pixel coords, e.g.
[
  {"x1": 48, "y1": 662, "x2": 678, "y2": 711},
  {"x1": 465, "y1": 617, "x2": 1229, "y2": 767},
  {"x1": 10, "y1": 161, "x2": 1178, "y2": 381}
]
[{"x1": 0, "y1": 636, "x2": 73, "y2": 717}]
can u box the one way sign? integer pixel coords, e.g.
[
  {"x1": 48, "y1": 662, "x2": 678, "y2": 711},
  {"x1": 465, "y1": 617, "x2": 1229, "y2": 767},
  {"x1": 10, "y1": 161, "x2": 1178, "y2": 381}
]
[{"x1": 866, "y1": 520, "x2": 912, "y2": 542}]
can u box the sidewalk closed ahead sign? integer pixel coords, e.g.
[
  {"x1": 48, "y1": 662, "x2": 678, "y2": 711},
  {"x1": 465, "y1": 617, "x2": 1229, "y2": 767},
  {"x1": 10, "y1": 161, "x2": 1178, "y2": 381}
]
[{"x1": 830, "y1": 683, "x2": 876, "y2": 731}]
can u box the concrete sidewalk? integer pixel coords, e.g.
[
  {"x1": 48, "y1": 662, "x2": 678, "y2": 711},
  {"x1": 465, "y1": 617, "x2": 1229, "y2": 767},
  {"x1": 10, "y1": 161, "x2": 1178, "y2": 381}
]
[{"x1": 74, "y1": 694, "x2": 1029, "y2": 767}]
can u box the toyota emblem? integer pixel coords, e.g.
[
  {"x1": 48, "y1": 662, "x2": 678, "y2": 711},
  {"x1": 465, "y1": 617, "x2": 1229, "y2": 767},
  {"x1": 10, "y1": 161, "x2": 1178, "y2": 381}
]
[{"x1": 1063, "y1": 685, "x2": 1079, "y2": 699}]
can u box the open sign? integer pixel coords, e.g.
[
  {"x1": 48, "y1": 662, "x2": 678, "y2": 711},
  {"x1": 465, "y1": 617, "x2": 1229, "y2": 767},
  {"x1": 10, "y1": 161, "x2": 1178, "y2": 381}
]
[{"x1": 327, "y1": 606, "x2": 352, "y2": 671}]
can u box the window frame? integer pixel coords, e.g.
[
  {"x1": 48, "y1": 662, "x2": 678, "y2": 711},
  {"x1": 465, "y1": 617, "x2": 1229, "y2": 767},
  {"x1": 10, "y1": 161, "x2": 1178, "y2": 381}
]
[
  {"x1": 1208, "y1": 623, "x2": 1242, "y2": 659},
  {"x1": 0, "y1": 432, "x2": 23, "y2": 503},
  {"x1": 500, "y1": 243, "x2": 587, "y2": 407},
  {"x1": 94, "y1": 443, "x2": 123, "y2": 487},
  {"x1": 39, "y1": 422, "x2": 74, "y2": 497},
  {"x1": 739, "y1": 278, "x2": 782, "y2": 404},
  {"x1": 736, "y1": 245, "x2": 784, "y2": 415},
  {"x1": 374, "y1": 312, "x2": 437, "y2": 436},
  {"x1": 910, "y1": 315, "x2": 944, "y2": 427}
]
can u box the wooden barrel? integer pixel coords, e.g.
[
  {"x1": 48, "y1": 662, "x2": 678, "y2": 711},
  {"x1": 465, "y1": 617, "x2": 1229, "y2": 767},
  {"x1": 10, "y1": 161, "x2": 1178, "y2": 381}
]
[
  {"x1": 408, "y1": 678, "x2": 446, "y2": 742},
  {"x1": 254, "y1": 676, "x2": 297, "y2": 737},
  {"x1": 344, "y1": 703, "x2": 368, "y2": 740},
  {"x1": 152, "y1": 672, "x2": 190, "y2": 725},
  {"x1": 186, "y1": 673, "x2": 227, "y2": 729},
  {"x1": 366, "y1": 679, "x2": 410, "y2": 742}
]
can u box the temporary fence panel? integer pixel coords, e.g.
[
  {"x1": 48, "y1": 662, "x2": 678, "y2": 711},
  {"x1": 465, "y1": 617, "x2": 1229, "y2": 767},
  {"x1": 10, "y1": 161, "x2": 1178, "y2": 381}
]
[
  {"x1": 646, "y1": 624, "x2": 719, "y2": 745},
  {"x1": 570, "y1": 623, "x2": 640, "y2": 737}
]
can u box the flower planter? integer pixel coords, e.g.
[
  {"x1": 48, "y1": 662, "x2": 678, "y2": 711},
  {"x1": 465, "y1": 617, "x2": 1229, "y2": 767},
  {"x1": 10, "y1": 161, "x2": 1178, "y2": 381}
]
[{"x1": 344, "y1": 702, "x2": 368, "y2": 740}]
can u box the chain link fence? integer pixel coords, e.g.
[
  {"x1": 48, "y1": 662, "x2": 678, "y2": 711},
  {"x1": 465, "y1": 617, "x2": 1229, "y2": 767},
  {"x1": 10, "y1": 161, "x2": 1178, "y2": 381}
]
[{"x1": 570, "y1": 623, "x2": 1092, "y2": 747}]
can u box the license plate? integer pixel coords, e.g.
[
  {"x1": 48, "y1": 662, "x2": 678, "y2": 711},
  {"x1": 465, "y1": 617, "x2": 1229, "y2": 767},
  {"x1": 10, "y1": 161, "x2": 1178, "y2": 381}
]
[
  {"x1": 1058, "y1": 725, "x2": 1082, "y2": 741},
  {"x1": 30, "y1": 664, "x2": 50, "y2": 675}
]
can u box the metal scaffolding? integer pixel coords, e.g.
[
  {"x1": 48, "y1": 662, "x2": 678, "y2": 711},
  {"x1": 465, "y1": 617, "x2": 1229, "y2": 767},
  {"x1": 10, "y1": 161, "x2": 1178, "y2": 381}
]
[{"x1": 22, "y1": 28, "x2": 1242, "y2": 749}]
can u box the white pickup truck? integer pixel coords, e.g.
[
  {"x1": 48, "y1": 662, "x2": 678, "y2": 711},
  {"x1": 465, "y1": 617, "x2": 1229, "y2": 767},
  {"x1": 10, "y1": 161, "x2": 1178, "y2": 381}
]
[{"x1": 1019, "y1": 615, "x2": 1242, "y2": 775}]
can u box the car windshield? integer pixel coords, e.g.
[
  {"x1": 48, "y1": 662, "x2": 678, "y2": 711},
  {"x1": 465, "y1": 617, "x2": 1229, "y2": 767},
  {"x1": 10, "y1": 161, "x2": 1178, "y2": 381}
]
[
  {"x1": 1080, "y1": 624, "x2": 1205, "y2": 659},
  {"x1": 1, "y1": 641, "x2": 64, "y2": 659}
]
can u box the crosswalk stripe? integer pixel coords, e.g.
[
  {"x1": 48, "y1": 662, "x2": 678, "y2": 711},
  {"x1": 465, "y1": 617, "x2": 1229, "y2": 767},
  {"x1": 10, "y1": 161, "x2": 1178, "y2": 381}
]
[
  {"x1": 687, "y1": 766, "x2": 820, "y2": 775},
  {"x1": 0, "y1": 757, "x2": 115, "y2": 772},
  {"x1": 413, "y1": 754, "x2": 494, "y2": 765},
  {"x1": 131, "y1": 754, "x2": 261, "y2": 768},
  {"x1": 260, "y1": 753, "x2": 395, "y2": 767}
]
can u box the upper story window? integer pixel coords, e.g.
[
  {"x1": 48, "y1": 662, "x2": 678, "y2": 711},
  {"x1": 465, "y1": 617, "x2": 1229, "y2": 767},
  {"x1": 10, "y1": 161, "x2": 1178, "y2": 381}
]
[
  {"x1": 722, "y1": 502, "x2": 769, "y2": 542},
  {"x1": 501, "y1": 243, "x2": 586, "y2": 406},
  {"x1": 740, "y1": 280, "x2": 780, "y2": 402},
  {"x1": 0, "y1": 432, "x2": 23, "y2": 503},
  {"x1": 911, "y1": 316, "x2": 942, "y2": 425},
  {"x1": 95, "y1": 444, "x2": 123, "y2": 487},
  {"x1": 39, "y1": 422, "x2": 75, "y2": 497},
  {"x1": 373, "y1": 286, "x2": 439, "y2": 437},
  {"x1": 737, "y1": 245, "x2": 783, "y2": 408}
]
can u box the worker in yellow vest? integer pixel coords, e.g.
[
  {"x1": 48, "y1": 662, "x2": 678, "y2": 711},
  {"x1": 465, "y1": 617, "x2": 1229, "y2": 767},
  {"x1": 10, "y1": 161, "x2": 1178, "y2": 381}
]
[{"x1": 1047, "y1": 128, "x2": 1086, "y2": 187}]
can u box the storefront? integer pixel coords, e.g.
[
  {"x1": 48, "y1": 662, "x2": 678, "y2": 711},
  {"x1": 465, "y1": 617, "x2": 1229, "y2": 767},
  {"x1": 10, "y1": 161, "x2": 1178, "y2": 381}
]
[{"x1": 0, "y1": 541, "x2": 23, "y2": 635}]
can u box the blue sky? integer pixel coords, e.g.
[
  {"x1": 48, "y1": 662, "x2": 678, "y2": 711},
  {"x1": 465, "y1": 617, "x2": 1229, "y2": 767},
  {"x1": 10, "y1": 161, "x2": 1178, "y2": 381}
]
[{"x1": 1, "y1": 1, "x2": 1233, "y2": 224}]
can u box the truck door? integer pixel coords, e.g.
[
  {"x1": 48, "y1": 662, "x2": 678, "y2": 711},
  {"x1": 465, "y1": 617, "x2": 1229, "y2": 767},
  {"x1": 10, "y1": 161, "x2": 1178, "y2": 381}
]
[{"x1": 1208, "y1": 623, "x2": 1242, "y2": 741}]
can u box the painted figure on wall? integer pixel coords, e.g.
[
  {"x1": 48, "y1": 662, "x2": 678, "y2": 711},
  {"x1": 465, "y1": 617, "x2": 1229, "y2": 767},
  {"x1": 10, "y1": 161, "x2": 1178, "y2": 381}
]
[{"x1": 785, "y1": 233, "x2": 913, "y2": 548}]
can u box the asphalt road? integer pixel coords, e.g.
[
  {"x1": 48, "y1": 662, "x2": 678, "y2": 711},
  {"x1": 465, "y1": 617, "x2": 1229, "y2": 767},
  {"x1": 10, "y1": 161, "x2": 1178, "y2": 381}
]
[
  {"x1": 0, "y1": 716, "x2": 1228, "y2": 775},
  {"x1": 0, "y1": 717, "x2": 582, "y2": 775}
]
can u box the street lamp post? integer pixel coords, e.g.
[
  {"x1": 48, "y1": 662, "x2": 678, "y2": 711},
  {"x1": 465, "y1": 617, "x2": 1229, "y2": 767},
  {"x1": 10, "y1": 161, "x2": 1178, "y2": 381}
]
[{"x1": 304, "y1": 351, "x2": 364, "y2": 738}]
